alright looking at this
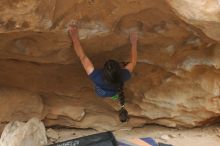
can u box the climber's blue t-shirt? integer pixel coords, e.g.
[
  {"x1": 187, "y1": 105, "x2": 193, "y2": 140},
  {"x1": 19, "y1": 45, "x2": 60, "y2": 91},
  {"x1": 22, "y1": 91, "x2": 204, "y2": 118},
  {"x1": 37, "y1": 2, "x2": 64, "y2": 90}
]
[{"x1": 89, "y1": 69, "x2": 131, "y2": 97}]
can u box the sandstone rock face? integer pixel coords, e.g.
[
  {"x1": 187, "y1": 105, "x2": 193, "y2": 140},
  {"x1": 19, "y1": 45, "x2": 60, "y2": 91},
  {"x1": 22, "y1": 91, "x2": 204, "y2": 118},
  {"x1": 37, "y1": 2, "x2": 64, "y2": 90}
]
[
  {"x1": 0, "y1": 0, "x2": 220, "y2": 132},
  {"x1": 0, "y1": 118, "x2": 47, "y2": 146},
  {"x1": 167, "y1": 0, "x2": 220, "y2": 42},
  {"x1": 0, "y1": 87, "x2": 44, "y2": 122}
]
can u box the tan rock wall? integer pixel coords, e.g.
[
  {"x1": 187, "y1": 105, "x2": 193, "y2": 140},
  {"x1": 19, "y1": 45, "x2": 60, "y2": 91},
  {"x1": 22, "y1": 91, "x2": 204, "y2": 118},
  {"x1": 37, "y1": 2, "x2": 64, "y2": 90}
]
[{"x1": 0, "y1": 0, "x2": 220, "y2": 131}]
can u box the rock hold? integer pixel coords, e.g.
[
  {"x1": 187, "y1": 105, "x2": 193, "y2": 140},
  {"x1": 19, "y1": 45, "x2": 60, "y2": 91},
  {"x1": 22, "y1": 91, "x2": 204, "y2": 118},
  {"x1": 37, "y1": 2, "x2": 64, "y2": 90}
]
[{"x1": 0, "y1": 118, "x2": 47, "y2": 146}]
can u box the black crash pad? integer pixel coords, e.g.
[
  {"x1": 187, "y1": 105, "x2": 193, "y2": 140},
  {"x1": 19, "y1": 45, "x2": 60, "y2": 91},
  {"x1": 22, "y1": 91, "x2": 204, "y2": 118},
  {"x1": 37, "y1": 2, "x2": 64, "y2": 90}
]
[{"x1": 49, "y1": 131, "x2": 118, "y2": 146}]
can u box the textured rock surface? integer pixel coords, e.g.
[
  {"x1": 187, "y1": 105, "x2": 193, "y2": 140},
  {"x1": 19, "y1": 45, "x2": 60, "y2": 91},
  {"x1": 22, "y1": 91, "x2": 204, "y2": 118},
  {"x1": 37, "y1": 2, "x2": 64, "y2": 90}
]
[
  {"x1": 0, "y1": 118, "x2": 47, "y2": 146},
  {"x1": 0, "y1": 87, "x2": 44, "y2": 122},
  {"x1": 167, "y1": 0, "x2": 220, "y2": 42},
  {"x1": 0, "y1": 0, "x2": 220, "y2": 132}
]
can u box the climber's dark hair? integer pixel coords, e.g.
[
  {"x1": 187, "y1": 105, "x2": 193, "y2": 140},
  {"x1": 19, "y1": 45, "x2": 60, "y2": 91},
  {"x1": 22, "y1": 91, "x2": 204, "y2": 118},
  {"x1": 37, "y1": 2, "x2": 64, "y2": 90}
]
[
  {"x1": 118, "y1": 84, "x2": 129, "y2": 122},
  {"x1": 103, "y1": 59, "x2": 129, "y2": 122},
  {"x1": 103, "y1": 59, "x2": 121, "y2": 86}
]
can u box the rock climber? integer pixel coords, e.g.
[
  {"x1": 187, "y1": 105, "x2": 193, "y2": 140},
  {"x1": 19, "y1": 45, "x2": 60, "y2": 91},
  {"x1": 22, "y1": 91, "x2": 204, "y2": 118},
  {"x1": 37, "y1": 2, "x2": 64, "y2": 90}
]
[{"x1": 69, "y1": 25, "x2": 138, "y2": 122}]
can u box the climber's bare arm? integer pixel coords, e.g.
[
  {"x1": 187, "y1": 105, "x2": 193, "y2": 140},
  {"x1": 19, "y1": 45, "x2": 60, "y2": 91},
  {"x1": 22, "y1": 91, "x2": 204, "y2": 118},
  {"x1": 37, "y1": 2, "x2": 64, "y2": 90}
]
[
  {"x1": 125, "y1": 32, "x2": 138, "y2": 73},
  {"x1": 69, "y1": 25, "x2": 94, "y2": 75}
]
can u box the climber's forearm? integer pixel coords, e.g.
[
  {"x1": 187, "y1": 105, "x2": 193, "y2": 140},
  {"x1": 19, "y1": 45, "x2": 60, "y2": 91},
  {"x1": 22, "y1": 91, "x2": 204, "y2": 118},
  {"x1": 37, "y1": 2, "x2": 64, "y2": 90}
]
[
  {"x1": 72, "y1": 39, "x2": 86, "y2": 60},
  {"x1": 125, "y1": 44, "x2": 137, "y2": 73},
  {"x1": 130, "y1": 43, "x2": 137, "y2": 66},
  {"x1": 69, "y1": 25, "x2": 86, "y2": 59}
]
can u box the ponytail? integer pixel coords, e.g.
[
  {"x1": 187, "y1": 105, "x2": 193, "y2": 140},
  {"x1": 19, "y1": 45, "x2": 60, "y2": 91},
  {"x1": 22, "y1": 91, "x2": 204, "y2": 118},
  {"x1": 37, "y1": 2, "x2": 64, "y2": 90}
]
[
  {"x1": 118, "y1": 83, "x2": 129, "y2": 122},
  {"x1": 102, "y1": 60, "x2": 129, "y2": 122}
]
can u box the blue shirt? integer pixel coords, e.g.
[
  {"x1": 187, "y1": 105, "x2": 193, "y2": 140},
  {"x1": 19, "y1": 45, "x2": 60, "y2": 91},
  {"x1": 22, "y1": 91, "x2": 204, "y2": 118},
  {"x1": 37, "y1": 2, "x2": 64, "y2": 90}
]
[{"x1": 89, "y1": 69, "x2": 131, "y2": 97}]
